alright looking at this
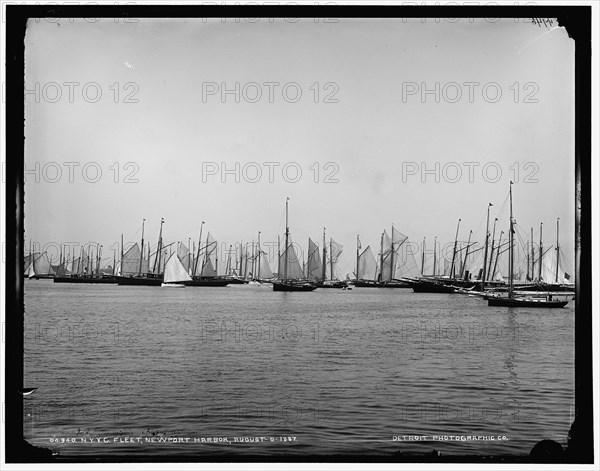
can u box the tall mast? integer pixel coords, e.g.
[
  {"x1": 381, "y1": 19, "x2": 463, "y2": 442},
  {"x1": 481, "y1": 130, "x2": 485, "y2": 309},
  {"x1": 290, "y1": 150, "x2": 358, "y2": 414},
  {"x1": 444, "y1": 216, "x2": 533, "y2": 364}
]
[
  {"x1": 508, "y1": 182, "x2": 514, "y2": 297},
  {"x1": 460, "y1": 230, "x2": 472, "y2": 279},
  {"x1": 138, "y1": 218, "x2": 145, "y2": 276},
  {"x1": 487, "y1": 217, "x2": 498, "y2": 282},
  {"x1": 389, "y1": 226, "x2": 394, "y2": 282},
  {"x1": 113, "y1": 246, "x2": 116, "y2": 276},
  {"x1": 154, "y1": 218, "x2": 165, "y2": 275},
  {"x1": 257, "y1": 232, "x2": 261, "y2": 280},
  {"x1": 491, "y1": 230, "x2": 504, "y2": 282},
  {"x1": 538, "y1": 222, "x2": 543, "y2": 281},
  {"x1": 529, "y1": 227, "x2": 534, "y2": 280},
  {"x1": 226, "y1": 245, "x2": 232, "y2": 276},
  {"x1": 215, "y1": 241, "x2": 219, "y2": 276},
  {"x1": 555, "y1": 217, "x2": 560, "y2": 283},
  {"x1": 284, "y1": 198, "x2": 289, "y2": 280},
  {"x1": 433, "y1": 236, "x2": 437, "y2": 277},
  {"x1": 188, "y1": 238, "x2": 192, "y2": 275},
  {"x1": 379, "y1": 232, "x2": 384, "y2": 282},
  {"x1": 120, "y1": 234, "x2": 124, "y2": 276},
  {"x1": 250, "y1": 241, "x2": 255, "y2": 279},
  {"x1": 96, "y1": 244, "x2": 102, "y2": 275},
  {"x1": 242, "y1": 242, "x2": 248, "y2": 279},
  {"x1": 356, "y1": 235, "x2": 360, "y2": 281},
  {"x1": 277, "y1": 235, "x2": 281, "y2": 277},
  {"x1": 421, "y1": 237, "x2": 426, "y2": 276},
  {"x1": 202, "y1": 231, "x2": 210, "y2": 276},
  {"x1": 526, "y1": 238, "x2": 530, "y2": 281},
  {"x1": 450, "y1": 219, "x2": 461, "y2": 280},
  {"x1": 193, "y1": 222, "x2": 205, "y2": 277},
  {"x1": 330, "y1": 237, "x2": 334, "y2": 281},
  {"x1": 322, "y1": 228, "x2": 327, "y2": 282},
  {"x1": 481, "y1": 203, "x2": 492, "y2": 289}
]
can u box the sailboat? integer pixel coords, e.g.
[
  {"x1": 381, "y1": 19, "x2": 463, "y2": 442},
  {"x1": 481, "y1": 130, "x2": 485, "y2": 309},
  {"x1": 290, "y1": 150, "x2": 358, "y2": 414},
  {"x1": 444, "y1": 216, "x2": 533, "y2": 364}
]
[
  {"x1": 377, "y1": 226, "x2": 411, "y2": 288},
  {"x1": 185, "y1": 228, "x2": 230, "y2": 287},
  {"x1": 161, "y1": 253, "x2": 191, "y2": 287},
  {"x1": 487, "y1": 183, "x2": 568, "y2": 308},
  {"x1": 354, "y1": 227, "x2": 411, "y2": 288},
  {"x1": 318, "y1": 229, "x2": 347, "y2": 288},
  {"x1": 118, "y1": 218, "x2": 167, "y2": 286},
  {"x1": 354, "y1": 236, "x2": 379, "y2": 287},
  {"x1": 272, "y1": 198, "x2": 317, "y2": 292},
  {"x1": 253, "y1": 232, "x2": 275, "y2": 284}
]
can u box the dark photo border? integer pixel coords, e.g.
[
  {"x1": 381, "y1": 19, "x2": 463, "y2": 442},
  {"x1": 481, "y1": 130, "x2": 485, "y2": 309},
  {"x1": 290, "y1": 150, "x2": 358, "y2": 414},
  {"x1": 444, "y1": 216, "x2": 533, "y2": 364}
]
[{"x1": 4, "y1": 4, "x2": 593, "y2": 464}]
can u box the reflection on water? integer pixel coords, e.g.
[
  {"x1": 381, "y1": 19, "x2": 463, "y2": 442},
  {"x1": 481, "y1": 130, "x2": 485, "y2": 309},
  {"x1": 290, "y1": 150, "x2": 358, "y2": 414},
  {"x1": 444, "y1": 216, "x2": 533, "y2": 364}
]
[{"x1": 23, "y1": 281, "x2": 574, "y2": 457}]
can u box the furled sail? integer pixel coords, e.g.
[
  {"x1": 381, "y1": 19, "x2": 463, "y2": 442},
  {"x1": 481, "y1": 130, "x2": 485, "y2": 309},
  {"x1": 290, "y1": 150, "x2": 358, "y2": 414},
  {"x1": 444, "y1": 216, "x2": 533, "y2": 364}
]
[
  {"x1": 163, "y1": 253, "x2": 192, "y2": 283},
  {"x1": 306, "y1": 238, "x2": 322, "y2": 282},
  {"x1": 357, "y1": 245, "x2": 377, "y2": 280}
]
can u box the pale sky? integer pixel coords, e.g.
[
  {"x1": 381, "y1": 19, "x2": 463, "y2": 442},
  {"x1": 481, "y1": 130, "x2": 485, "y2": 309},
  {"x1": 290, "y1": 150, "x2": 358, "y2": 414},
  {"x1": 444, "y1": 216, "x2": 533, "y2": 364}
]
[{"x1": 24, "y1": 17, "x2": 575, "y2": 277}]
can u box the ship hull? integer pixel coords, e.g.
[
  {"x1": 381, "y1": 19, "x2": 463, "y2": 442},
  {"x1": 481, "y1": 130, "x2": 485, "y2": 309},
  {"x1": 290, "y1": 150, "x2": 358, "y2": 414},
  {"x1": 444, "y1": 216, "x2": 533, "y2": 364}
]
[
  {"x1": 273, "y1": 281, "x2": 317, "y2": 292},
  {"x1": 183, "y1": 278, "x2": 230, "y2": 287},
  {"x1": 487, "y1": 296, "x2": 568, "y2": 308},
  {"x1": 354, "y1": 280, "x2": 411, "y2": 288},
  {"x1": 117, "y1": 276, "x2": 163, "y2": 286},
  {"x1": 317, "y1": 281, "x2": 348, "y2": 289},
  {"x1": 410, "y1": 281, "x2": 458, "y2": 293},
  {"x1": 54, "y1": 276, "x2": 118, "y2": 284}
]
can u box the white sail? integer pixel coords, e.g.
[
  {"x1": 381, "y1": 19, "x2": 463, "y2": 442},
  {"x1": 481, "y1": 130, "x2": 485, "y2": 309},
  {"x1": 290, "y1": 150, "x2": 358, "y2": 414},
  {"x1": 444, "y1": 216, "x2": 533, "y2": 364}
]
[
  {"x1": 80, "y1": 248, "x2": 90, "y2": 274},
  {"x1": 395, "y1": 241, "x2": 421, "y2": 278},
  {"x1": 121, "y1": 243, "x2": 141, "y2": 276},
  {"x1": 163, "y1": 253, "x2": 192, "y2": 283},
  {"x1": 279, "y1": 240, "x2": 304, "y2": 280},
  {"x1": 71, "y1": 257, "x2": 80, "y2": 274},
  {"x1": 177, "y1": 243, "x2": 190, "y2": 273},
  {"x1": 306, "y1": 238, "x2": 322, "y2": 282},
  {"x1": 33, "y1": 252, "x2": 55, "y2": 276},
  {"x1": 258, "y1": 251, "x2": 274, "y2": 280},
  {"x1": 27, "y1": 262, "x2": 36, "y2": 278},
  {"x1": 540, "y1": 248, "x2": 570, "y2": 284},
  {"x1": 380, "y1": 230, "x2": 393, "y2": 281},
  {"x1": 201, "y1": 233, "x2": 218, "y2": 277},
  {"x1": 326, "y1": 238, "x2": 343, "y2": 280},
  {"x1": 357, "y1": 246, "x2": 377, "y2": 280},
  {"x1": 55, "y1": 261, "x2": 68, "y2": 276},
  {"x1": 24, "y1": 253, "x2": 37, "y2": 272}
]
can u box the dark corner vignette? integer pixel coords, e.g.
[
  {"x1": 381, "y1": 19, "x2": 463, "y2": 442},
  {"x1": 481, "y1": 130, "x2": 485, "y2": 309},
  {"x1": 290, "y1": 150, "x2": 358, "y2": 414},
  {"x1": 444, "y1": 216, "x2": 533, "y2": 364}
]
[{"x1": 4, "y1": 3, "x2": 593, "y2": 464}]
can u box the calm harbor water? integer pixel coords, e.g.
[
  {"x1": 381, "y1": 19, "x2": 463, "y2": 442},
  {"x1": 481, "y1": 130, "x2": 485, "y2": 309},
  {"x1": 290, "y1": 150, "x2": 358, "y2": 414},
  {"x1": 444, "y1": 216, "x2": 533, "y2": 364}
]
[{"x1": 23, "y1": 280, "x2": 575, "y2": 458}]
